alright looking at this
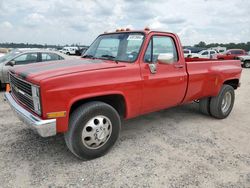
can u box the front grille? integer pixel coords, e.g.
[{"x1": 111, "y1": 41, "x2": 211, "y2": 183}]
[{"x1": 9, "y1": 73, "x2": 35, "y2": 111}]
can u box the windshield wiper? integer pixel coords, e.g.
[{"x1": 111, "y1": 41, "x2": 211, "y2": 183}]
[
  {"x1": 101, "y1": 55, "x2": 116, "y2": 59},
  {"x1": 82, "y1": 54, "x2": 96, "y2": 59},
  {"x1": 101, "y1": 55, "x2": 119, "y2": 64}
]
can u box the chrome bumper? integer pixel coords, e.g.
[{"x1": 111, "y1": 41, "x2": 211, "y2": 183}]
[{"x1": 4, "y1": 92, "x2": 56, "y2": 137}]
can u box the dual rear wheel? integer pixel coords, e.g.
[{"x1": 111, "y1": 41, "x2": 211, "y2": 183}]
[{"x1": 199, "y1": 84, "x2": 235, "y2": 119}]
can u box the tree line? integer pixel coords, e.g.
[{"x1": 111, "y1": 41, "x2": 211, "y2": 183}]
[
  {"x1": 1, "y1": 41, "x2": 250, "y2": 52},
  {"x1": 0, "y1": 43, "x2": 86, "y2": 49},
  {"x1": 193, "y1": 41, "x2": 250, "y2": 51}
]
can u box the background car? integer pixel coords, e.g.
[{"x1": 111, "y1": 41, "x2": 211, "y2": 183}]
[
  {"x1": 191, "y1": 50, "x2": 217, "y2": 59},
  {"x1": 0, "y1": 49, "x2": 72, "y2": 87},
  {"x1": 61, "y1": 47, "x2": 79, "y2": 55},
  {"x1": 75, "y1": 47, "x2": 89, "y2": 56},
  {"x1": 238, "y1": 55, "x2": 250, "y2": 68},
  {"x1": 217, "y1": 49, "x2": 248, "y2": 60},
  {"x1": 183, "y1": 49, "x2": 192, "y2": 58}
]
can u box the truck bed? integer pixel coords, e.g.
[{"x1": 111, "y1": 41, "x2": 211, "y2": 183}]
[{"x1": 183, "y1": 59, "x2": 242, "y2": 103}]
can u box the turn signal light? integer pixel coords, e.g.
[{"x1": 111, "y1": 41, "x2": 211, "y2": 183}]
[
  {"x1": 6, "y1": 84, "x2": 10, "y2": 92},
  {"x1": 47, "y1": 111, "x2": 66, "y2": 119}
]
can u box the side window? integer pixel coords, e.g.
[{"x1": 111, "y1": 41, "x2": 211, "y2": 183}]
[
  {"x1": 235, "y1": 50, "x2": 243, "y2": 55},
  {"x1": 210, "y1": 51, "x2": 215, "y2": 55},
  {"x1": 42, "y1": 53, "x2": 61, "y2": 62},
  {"x1": 231, "y1": 51, "x2": 237, "y2": 55},
  {"x1": 13, "y1": 53, "x2": 38, "y2": 65},
  {"x1": 144, "y1": 36, "x2": 178, "y2": 63},
  {"x1": 201, "y1": 51, "x2": 208, "y2": 55}
]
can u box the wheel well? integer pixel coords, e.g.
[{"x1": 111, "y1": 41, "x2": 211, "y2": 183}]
[
  {"x1": 224, "y1": 79, "x2": 239, "y2": 89},
  {"x1": 70, "y1": 94, "x2": 126, "y2": 118}
]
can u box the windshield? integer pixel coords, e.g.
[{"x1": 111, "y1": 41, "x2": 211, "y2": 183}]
[
  {"x1": 0, "y1": 50, "x2": 21, "y2": 63},
  {"x1": 83, "y1": 32, "x2": 145, "y2": 62}
]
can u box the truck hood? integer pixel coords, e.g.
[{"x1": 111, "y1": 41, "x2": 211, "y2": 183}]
[{"x1": 11, "y1": 58, "x2": 125, "y2": 83}]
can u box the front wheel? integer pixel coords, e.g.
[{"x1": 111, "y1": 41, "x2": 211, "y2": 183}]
[
  {"x1": 64, "y1": 101, "x2": 121, "y2": 160},
  {"x1": 243, "y1": 61, "x2": 250, "y2": 68},
  {"x1": 210, "y1": 85, "x2": 235, "y2": 119}
]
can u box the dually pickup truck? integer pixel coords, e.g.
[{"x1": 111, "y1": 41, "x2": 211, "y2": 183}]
[{"x1": 5, "y1": 28, "x2": 242, "y2": 160}]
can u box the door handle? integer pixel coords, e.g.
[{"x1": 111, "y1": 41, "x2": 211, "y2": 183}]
[{"x1": 174, "y1": 64, "x2": 184, "y2": 68}]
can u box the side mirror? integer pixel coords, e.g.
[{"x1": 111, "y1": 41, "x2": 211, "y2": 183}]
[
  {"x1": 157, "y1": 53, "x2": 174, "y2": 64},
  {"x1": 7, "y1": 60, "x2": 15, "y2": 66}
]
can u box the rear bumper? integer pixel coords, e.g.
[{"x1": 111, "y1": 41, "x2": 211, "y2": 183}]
[{"x1": 4, "y1": 92, "x2": 56, "y2": 137}]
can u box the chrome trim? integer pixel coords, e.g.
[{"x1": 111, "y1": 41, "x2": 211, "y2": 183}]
[
  {"x1": 9, "y1": 71, "x2": 39, "y2": 88},
  {"x1": 4, "y1": 92, "x2": 56, "y2": 137},
  {"x1": 9, "y1": 72, "x2": 42, "y2": 116}
]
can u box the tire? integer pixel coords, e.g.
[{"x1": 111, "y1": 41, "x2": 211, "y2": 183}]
[
  {"x1": 243, "y1": 61, "x2": 250, "y2": 68},
  {"x1": 210, "y1": 85, "x2": 235, "y2": 119},
  {"x1": 64, "y1": 101, "x2": 121, "y2": 160},
  {"x1": 199, "y1": 98, "x2": 211, "y2": 116},
  {"x1": 66, "y1": 52, "x2": 70, "y2": 55}
]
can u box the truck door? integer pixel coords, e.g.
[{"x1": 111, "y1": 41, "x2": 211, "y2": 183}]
[{"x1": 140, "y1": 34, "x2": 188, "y2": 114}]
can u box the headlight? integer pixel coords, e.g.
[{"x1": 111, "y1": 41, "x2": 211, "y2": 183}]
[{"x1": 31, "y1": 85, "x2": 41, "y2": 115}]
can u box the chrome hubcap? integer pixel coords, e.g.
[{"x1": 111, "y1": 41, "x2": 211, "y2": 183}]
[
  {"x1": 221, "y1": 92, "x2": 232, "y2": 114},
  {"x1": 245, "y1": 62, "x2": 250, "y2": 68},
  {"x1": 82, "y1": 115, "x2": 112, "y2": 149}
]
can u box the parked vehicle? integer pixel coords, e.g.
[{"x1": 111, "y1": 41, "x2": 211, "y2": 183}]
[
  {"x1": 209, "y1": 46, "x2": 227, "y2": 54},
  {"x1": 75, "y1": 47, "x2": 88, "y2": 56},
  {"x1": 217, "y1": 49, "x2": 248, "y2": 60},
  {"x1": 62, "y1": 47, "x2": 79, "y2": 55},
  {"x1": 0, "y1": 49, "x2": 71, "y2": 87},
  {"x1": 5, "y1": 29, "x2": 242, "y2": 160},
  {"x1": 191, "y1": 50, "x2": 217, "y2": 59},
  {"x1": 183, "y1": 49, "x2": 192, "y2": 58},
  {"x1": 238, "y1": 55, "x2": 250, "y2": 68}
]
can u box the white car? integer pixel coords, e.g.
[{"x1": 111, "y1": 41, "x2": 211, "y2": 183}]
[
  {"x1": 183, "y1": 49, "x2": 192, "y2": 58},
  {"x1": 62, "y1": 47, "x2": 79, "y2": 55},
  {"x1": 191, "y1": 50, "x2": 217, "y2": 59},
  {"x1": 238, "y1": 55, "x2": 250, "y2": 68}
]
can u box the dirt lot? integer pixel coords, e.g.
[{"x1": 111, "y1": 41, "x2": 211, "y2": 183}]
[{"x1": 0, "y1": 69, "x2": 250, "y2": 188}]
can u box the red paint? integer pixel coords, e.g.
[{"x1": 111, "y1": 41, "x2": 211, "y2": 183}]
[
  {"x1": 217, "y1": 49, "x2": 247, "y2": 60},
  {"x1": 11, "y1": 30, "x2": 242, "y2": 133}
]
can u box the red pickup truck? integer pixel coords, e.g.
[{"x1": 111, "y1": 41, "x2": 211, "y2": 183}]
[
  {"x1": 217, "y1": 49, "x2": 248, "y2": 60},
  {"x1": 5, "y1": 29, "x2": 242, "y2": 160}
]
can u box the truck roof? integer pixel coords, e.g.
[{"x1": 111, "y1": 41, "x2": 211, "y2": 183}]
[{"x1": 102, "y1": 28, "x2": 176, "y2": 36}]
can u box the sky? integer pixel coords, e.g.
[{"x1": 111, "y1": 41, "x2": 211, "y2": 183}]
[{"x1": 0, "y1": 0, "x2": 249, "y2": 46}]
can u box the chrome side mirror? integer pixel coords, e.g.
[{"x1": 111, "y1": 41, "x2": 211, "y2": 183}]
[{"x1": 157, "y1": 53, "x2": 174, "y2": 64}]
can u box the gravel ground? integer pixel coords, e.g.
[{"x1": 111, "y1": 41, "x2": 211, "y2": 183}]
[{"x1": 0, "y1": 69, "x2": 250, "y2": 188}]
